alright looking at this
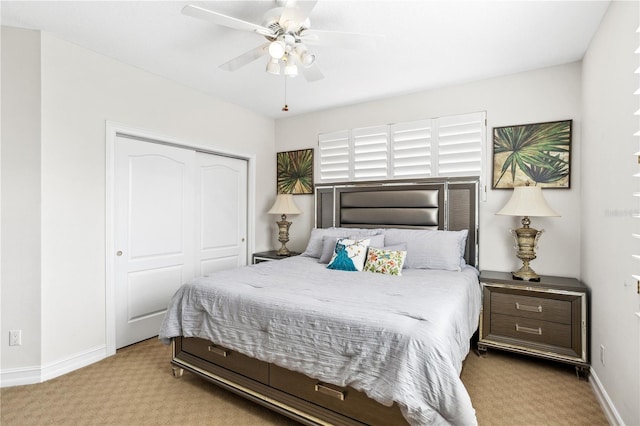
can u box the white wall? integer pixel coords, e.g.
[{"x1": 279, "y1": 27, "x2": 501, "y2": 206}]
[
  {"x1": 1, "y1": 28, "x2": 276, "y2": 380},
  {"x1": 1, "y1": 27, "x2": 42, "y2": 373},
  {"x1": 275, "y1": 62, "x2": 583, "y2": 278},
  {"x1": 581, "y1": 1, "x2": 640, "y2": 424}
]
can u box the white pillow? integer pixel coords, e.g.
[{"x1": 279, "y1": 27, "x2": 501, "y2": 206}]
[
  {"x1": 327, "y1": 238, "x2": 371, "y2": 272},
  {"x1": 351, "y1": 233, "x2": 385, "y2": 249},
  {"x1": 301, "y1": 227, "x2": 384, "y2": 258},
  {"x1": 319, "y1": 235, "x2": 348, "y2": 263},
  {"x1": 383, "y1": 228, "x2": 468, "y2": 271},
  {"x1": 350, "y1": 228, "x2": 386, "y2": 238},
  {"x1": 383, "y1": 242, "x2": 408, "y2": 252},
  {"x1": 319, "y1": 233, "x2": 385, "y2": 263},
  {"x1": 301, "y1": 228, "x2": 349, "y2": 258}
]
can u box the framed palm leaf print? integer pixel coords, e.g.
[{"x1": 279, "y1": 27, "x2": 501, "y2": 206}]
[
  {"x1": 492, "y1": 119, "x2": 572, "y2": 189},
  {"x1": 277, "y1": 149, "x2": 314, "y2": 194}
]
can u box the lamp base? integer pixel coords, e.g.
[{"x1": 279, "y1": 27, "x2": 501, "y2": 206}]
[
  {"x1": 276, "y1": 246, "x2": 292, "y2": 256},
  {"x1": 510, "y1": 219, "x2": 543, "y2": 282},
  {"x1": 275, "y1": 215, "x2": 292, "y2": 257},
  {"x1": 512, "y1": 268, "x2": 541, "y2": 282}
]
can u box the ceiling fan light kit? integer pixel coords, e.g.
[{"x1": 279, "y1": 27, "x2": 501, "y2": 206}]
[
  {"x1": 295, "y1": 44, "x2": 315, "y2": 66},
  {"x1": 282, "y1": 58, "x2": 298, "y2": 77},
  {"x1": 268, "y1": 40, "x2": 286, "y2": 58},
  {"x1": 266, "y1": 58, "x2": 281, "y2": 75},
  {"x1": 182, "y1": 0, "x2": 382, "y2": 84}
]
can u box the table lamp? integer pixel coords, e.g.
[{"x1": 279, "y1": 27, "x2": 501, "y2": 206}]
[
  {"x1": 268, "y1": 193, "x2": 302, "y2": 256},
  {"x1": 496, "y1": 183, "x2": 560, "y2": 281}
]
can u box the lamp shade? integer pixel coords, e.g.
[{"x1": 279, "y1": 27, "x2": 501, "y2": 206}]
[
  {"x1": 496, "y1": 185, "x2": 560, "y2": 217},
  {"x1": 268, "y1": 193, "x2": 302, "y2": 215}
]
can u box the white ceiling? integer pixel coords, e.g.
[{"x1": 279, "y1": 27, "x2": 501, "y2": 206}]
[{"x1": 1, "y1": 0, "x2": 610, "y2": 119}]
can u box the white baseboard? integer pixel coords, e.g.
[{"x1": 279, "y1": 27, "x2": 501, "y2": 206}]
[
  {"x1": 1, "y1": 344, "x2": 107, "y2": 388},
  {"x1": 41, "y1": 344, "x2": 107, "y2": 382},
  {"x1": 0, "y1": 365, "x2": 41, "y2": 387},
  {"x1": 590, "y1": 367, "x2": 624, "y2": 425}
]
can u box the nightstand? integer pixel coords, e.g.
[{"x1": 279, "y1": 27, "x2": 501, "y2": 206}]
[
  {"x1": 478, "y1": 270, "x2": 589, "y2": 378},
  {"x1": 252, "y1": 250, "x2": 299, "y2": 264}
]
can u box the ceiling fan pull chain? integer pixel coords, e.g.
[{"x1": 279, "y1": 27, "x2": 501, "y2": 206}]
[{"x1": 282, "y1": 76, "x2": 289, "y2": 112}]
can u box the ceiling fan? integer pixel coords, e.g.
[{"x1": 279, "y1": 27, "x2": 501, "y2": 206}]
[{"x1": 182, "y1": 0, "x2": 382, "y2": 82}]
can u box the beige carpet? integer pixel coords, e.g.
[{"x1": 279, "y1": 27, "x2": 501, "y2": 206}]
[{"x1": 1, "y1": 338, "x2": 608, "y2": 425}]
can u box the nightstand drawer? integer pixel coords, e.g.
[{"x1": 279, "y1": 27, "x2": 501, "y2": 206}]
[
  {"x1": 491, "y1": 313, "x2": 572, "y2": 348},
  {"x1": 491, "y1": 292, "x2": 571, "y2": 324}
]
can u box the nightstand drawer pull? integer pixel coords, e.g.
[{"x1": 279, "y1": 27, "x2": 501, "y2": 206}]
[
  {"x1": 515, "y1": 324, "x2": 542, "y2": 335},
  {"x1": 208, "y1": 345, "x2": 229, "y2": 357},
  {"x1": 515, "y1": 302, "x2": 543, "y2": 313},
  {"x1": 314, "y1": 383, "x2": 345, "y2": 401}
]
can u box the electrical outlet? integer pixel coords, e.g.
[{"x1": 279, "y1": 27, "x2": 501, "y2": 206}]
[
  {"x1": 9, "y1": 330, "x2": 22, "y2": 346},
  {"x1": 600, "y1": 344, "x2": 605, "y2": 365}
]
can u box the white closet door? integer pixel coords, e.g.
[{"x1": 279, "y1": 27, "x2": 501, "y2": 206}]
[
  {"x1": 195, "y1": 153, "x2": 248, "y2": 275},
  {"x1": 114, "y1": 137, "x2": 195, "y2": 348}
]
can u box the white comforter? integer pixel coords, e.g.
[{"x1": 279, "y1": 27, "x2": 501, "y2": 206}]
[{"x1": 159, "y1": 256, "x2": 481, "y2": 426}]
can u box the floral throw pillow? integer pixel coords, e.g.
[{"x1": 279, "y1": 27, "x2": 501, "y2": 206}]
[
  {"x1": 363, "y1": 247, "x2": 407, "y2": 276},
  {"x1": 327, "y1": 238, "x2": 371, "y2": 272}
]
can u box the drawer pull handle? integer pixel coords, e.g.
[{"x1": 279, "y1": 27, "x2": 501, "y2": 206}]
[
  {"x1": 516, "y1": 302, "x2": 542, "y2": 313},
  {"x1": 315, "y1": 383, "x2": 345, "y2": 401},
  {"x1": 515, "y1": 324, "x2": 542, "y2": 335},
  {"x1": 208, "y1": 345, "x2": 229, "y2": 357}
]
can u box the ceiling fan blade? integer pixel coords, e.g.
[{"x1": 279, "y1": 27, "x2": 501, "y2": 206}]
[
  {"x1": 182, "y1": 4, "x2": 275, "y2": 37},
  {"x1": 299, "y1": 29, "x2": 385, "y2": 50},
  {"x1": 219, "y1": 43, "x2": 269, "y2": 71},
  {"x1": 300, "y1": 62, "x2": 324, "y2": 82},
  {"x1": 279, "y1": 0, "x2": 318, "y2": 28}
]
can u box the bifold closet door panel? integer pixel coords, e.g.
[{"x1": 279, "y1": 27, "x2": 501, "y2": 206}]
[
  {"x1": 114, "y1": 137, "x2": 196, "y2": 348},
  {"x1": 195, "y1": 152, "x2": 248, "y2": 275}
]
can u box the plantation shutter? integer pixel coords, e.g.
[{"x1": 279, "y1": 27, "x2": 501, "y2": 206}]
[
  {"x1": 318, "y1": 130, "x2": 350, "y2": 181},
  {"x1": 436, "y1": 112, "x2": 485, "y2": 177},
  {"x1": 353, "y1": 126, "x2": 389, "y2": 180},
  {"x1": 317, "y1": 111, "x2": 486, "y2": 187},
  {"x1": 390, "y1": 120, "x2": 432, "y2": 178}
]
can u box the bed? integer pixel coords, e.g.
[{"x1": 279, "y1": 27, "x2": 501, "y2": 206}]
[{"x1": 160, "y1": 177, "x2": 480, "y2": 426}]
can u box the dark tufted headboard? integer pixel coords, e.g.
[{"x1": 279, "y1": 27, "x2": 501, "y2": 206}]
[{"x1": 315, "y1": 177, "x2": 479, "y2": 268}]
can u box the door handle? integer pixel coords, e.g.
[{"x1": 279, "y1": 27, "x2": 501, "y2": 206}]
[{"x1": 116, "y1": 251, "x2": 123, "y2": 256}]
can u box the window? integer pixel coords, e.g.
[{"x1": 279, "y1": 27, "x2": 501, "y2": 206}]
[{"x1": 318, "y1": 111, "x2": 486, "y2": 185}]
